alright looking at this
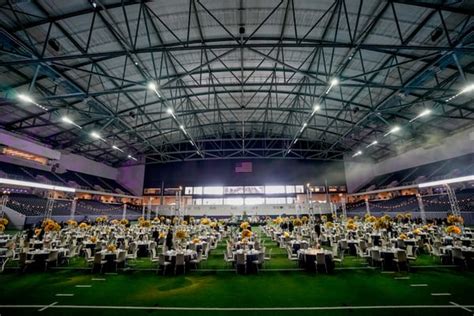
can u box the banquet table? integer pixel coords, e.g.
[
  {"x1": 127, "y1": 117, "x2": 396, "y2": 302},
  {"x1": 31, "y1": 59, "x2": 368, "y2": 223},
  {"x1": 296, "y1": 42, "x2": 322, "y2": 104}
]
[
  {"x1": 368, "y1": 247, "x2": 405, "y2": 270},
  {"x1": 136, "y1": 241, "x2": 151, "y2": 257},
  {"x1": 440, "y1": 246, "x2": 474, "y2": 266},
  {"x1": 233, "y1": 249, "x2": 262, "y2": 273},
  {"x1": 290, "y1": 240, "x2": 309, "y2": 254},
  {"x1": 298, "y1": 249, "x2": 334, "y2": 273},
  {"x1": 165, "y1": 249, "x2": 197, "y2": 267}
]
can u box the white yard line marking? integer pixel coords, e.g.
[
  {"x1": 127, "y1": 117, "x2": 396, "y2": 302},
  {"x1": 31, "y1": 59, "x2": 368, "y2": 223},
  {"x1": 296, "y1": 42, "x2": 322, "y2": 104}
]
[
  {"x1": 410, "y1": 284, "x2": 428, "y2": 287},
  {"x1": 38, "y1": 302, "x2": 58, "y2": 312},
  {"x1": 431, "y1": 293, "x2": 451, "y2": 296},
  {"x1": 450, "y1": 301, "x2": 473, "y2": 313},
  {"x1": 91, "y1": 278, "x2": 106, "y2": 281},
  {"x1": 3, "y1": 304, "x2": 474, "y2": 311},
  {"x1": 55, "y1": 294, "x2": 74, "y2": 297},
  {"x1": 394, "y1": 277, "x2": 410, "y2": 280},
  {"x1": 75, "y1": 285, "x2": 92, "y2": 288},
  {"x1": 381, "y1": 271, "x2": 395, "y2": 274}
]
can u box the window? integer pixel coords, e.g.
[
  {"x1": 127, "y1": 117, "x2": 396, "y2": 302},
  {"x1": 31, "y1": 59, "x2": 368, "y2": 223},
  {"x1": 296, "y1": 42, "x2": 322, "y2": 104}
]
[
  {"x1": 266, "y1": 197, "x2": 287, "y2": 204},
  {"x1": 286, "y1": 197, "x2": 295, "y2": 204},
  {"x1": 193, "y1": 187, "x2": 203, "y2": 195},
  {"x1": 295, "y1": 185, "x2": 304, "y2": 193},
  {"x1": 224, "y1": 197, "x2": 244, "y2": 205},
  {"x1": 265, "y1": 185, "x2": 286, "y2": 194},
  {"x1": 244, "y1": 186, "x2": 264, "y2": 194},
  {"x1": 185, "y1": 187, "x2": 193, "y2": 195},
  {"x1": 285, "y1": 185, "x2": 295, "y2": 194},
  {"x1": 193, "y1": 198, "x2": 202, "y2": 205},
  {"x1": 203, "y1": 186, "x2": 224, "y2": 195},
  {"x1": 202, "y1": 198, "x2": 223, "y2": 205},
  {"x1": 224, "y1": 186, "x2": 244, "y2": 194},
  {"x1": 245, "y1": 197, "x2": 265, "y2": 205}
]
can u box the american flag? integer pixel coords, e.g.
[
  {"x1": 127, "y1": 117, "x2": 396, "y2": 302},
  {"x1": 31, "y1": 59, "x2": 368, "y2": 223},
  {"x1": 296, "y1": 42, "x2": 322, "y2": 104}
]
[{"x1": 235, "y1": 162, "x2": 252, "y2": 173}]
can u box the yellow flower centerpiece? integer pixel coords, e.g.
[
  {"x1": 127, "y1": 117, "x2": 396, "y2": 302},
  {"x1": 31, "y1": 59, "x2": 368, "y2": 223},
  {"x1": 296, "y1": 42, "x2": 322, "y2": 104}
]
[
  {"x1": 192, "y1": 238, "x2": 200, "y2": 244},
  {"x1": 412, "y1": 228, "x2": 422, "y2": 235},
  {"x1": 67, "y1": 219, "x2": 78, "y2": 227},
  {"x1": 79, "y1": 222, "x2": 90, "y2": 229},
  {"x1": 346, "y1": 223, "x2": 357, "y2": 231},
  {"x1": 176, "y1": 230, "x2": 187, "y2": 240},
  {"x1": 111, "y1": 219, "x2": 120, "y2": 225},
  {"x1": 447, "y1": 215, "x2": 464, "y2": 225},
  {"x1": 95, "y1": 216, "x2": 106, "y2": 223},
  {"x1": 120, "y1": 219, "x2": 129, "y2": 226},
  {"x1": 301, "y1": 216, "x2": 309, "y2": 223},
  {"x1": 365, "y1": 215, "x2": 377, "y2": 223},
  {"x1": 159, "y1": 232, "x2": 166, "y2": 238},
  {"x1": 0, "y1": 224, "x2": 5, "y2": 232},
  {"x1": 152, "y1": 217, "x2": 160, "y2": 224},
  {"x1": 35, "y1": 228, "x2": 42, "y2": 236},
  {"x1": 209, "y1": 221, "x2": 217, "y2": 228},
  {"x1": 90, "y1": 236, "x2": 98, "y2": 243},
  {"x1": 201, "y1": 218, "x2": 210, "y2": 225},
  {"x1": 325, "y1": 221, "x2": 334, "y2": 229},
  {"x1": 140, "y1": 220, "x2": 151, "y2": 228},
  {"x1": 396, "y1": 213, "x2": 405, "y2": 220},
  {"x1": 0, "y1": 218, "x2": 9, "y2": 226},
  {"x1": 173, "y1": 217, "x2": 180, "y2": 224},
  {"x1": 446, "y1": 225, "x2": 462, "y2": 235},
  {"x1": 398, "y1": 233, "x2": 408, "y2": 240},
  {"x1": 44, "y1": 220, "x2": 61, "y2": 232},
  {"x1": 321, "y1": 215, "x2": 328, "y2": 222},
  {"x1": 273, "y1": 217, "x2": 283, "y2": 225},
  {"x1": 138, "y1": 216, "x2": 145, "y2": 222},
  {"x1": 241, "y1": 229, "x2": 252, "y2": 239},
  {"x1": 107, "y1": 244, "x2": 117, "y2": 252},
  {"x1": 240, "y1": 221, "x2": 250, "y2": 230},
  {"x1": 181, "y1": 220, "x2": 188, "y2": 226},
  {"x1": 283, "y1": 231, "x2": 290, "y2": 238},
  {"x1": 293, "y1": 218, "x2": 303, "y2": 227}
]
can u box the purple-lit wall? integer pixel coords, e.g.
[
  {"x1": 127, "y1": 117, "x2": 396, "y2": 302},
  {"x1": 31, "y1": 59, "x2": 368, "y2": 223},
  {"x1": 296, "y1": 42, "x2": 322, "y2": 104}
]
[
  {"x1": 59, "y1": 153, "x2": 118, "y2": 180},
  {"x1": 0, "y1": 130, "x2": 60, "y2": 160},
  {"x1": 117, "y1": 164, "x2": 145, "y2": 196}
]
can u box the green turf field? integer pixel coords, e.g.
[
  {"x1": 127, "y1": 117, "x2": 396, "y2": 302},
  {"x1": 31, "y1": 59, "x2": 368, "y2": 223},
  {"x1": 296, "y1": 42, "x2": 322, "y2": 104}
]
[{"x1": 1, "y1": 228, "x2": 473, "y2": 316}]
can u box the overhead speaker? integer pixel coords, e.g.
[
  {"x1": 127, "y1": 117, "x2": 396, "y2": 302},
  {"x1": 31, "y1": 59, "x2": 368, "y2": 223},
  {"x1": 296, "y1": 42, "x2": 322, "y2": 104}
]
[{"x1": 48, "y1": 38, "x2": 61, "y2": 52}]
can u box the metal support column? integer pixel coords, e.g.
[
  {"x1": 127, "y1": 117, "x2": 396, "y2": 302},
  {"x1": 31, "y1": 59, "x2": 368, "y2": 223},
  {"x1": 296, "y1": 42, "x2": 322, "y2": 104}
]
[
  {"x1": 416, "y1": 193, "x2": 427, "y2": 224},
  {"x1": 122, "y1": 203, "x2": 127, "y2": 220},
  {"x1": 0, "y1": 195, "x2": 8, "y2": 218},
  {"x1": 445, "y1": 184, "x2": 460, "y2": 216},
  {"x1": 341, "y1": 197, "x2": 347, "y2": 220},
  {"x1": 147, "y1": 199, "x2": 152, "y2": 220},
  {"x1": 70, "y1": 198, "x2": 77, "y2": 220},
  {"x1": 44, "y1": 191, "x2": 55, "y2": 220},
  {"x1": 365, "y1": 198, "x2": 371, "y2": 216}
]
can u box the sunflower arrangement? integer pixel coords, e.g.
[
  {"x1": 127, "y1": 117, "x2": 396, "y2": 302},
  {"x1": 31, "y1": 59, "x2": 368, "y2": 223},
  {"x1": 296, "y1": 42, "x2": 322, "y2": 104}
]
[
  {"x1": 138, "y1": 216, "x2": 145, "y2": 222},
  {"x1": 90, "y1": 236, "x2": 98, "y2": 243},
  {"x1": 346, "y1": 223, "x2": 357, "y2": 231},
  {"x1": 241, "y1": 229, "x2": 252, "y2": 239},
  {"x1": 396, "y1": 213, "x2": 405, "y2": 220},
  {"x1": 34, "y1": 228, "x2": 42, "y2": 236},
  {"x1": 172, "y1": 217, "x2": 180, "y2": 224},
  {"x1": 447, "y1": 215, "x2": 464, "y2": 225},
  {"x1": 200, "y1": 218, "x2": 210, "y2": 225},
  {"x1": 159, "y1": 232, "x2": 166, "y2": 238},
  {"x1": 283, "y1": 231, "x2": 290, "y2": 238},
  {"x1": 273, "y1": 217, "x2": 283, "y2": 225},
  {"x1": 189, "y1": 217, "x2": 195, "y2": 224},
  {"x1": 398, "y1": 233, "x2": 408, "y2": 240},
  {"x1": 446, "y1": 225, "x2": 462, "y2": 235},
  {"x1": 325, "y1": 221, "x2": 334, "y2": 229},
  {"x1": 175, "y1": 230, "x2": 187, "y2": 240},
  {"x1": 293, "y1": 218, "x2": 303, "y2": 227},
  {"x1": 240, "y1": 221, "x2": 250, "y2": 230},
  {"x1": 152, "y1": 217, "x2": 160, "y2": 224},
  {"x1": 95, "y1": 216, "x2": 107, "y2": 223},
  {"x1": 0, "y1": 218, "x2": 9, "y2": 226},
  {"x1": 321, "y1": 215, "x2": 328, "y2": 222},
  {"x1": 301, "y1": 216, "x2": 309, "y2": 223},
  {"x1": 209, "y1": 221, "x2": 217, "y2": 228},
  {"x1": 0, "y1": 224, "x2": 5, "y2": 232},
  {"x1": 181, "y1": 220, "x2": 188, "y2": 226},
  {"x1": 192, "y1": 238, "x2": 200, "y2": 244},
  {"x1": 140, "y1": 220, "x2": 151, "y2": 228},
  {"x1": 347, "y1": 218, "x2": 355, "y2": 224},
  {"x1": 66, "y1": 219, "x2": 78, "y2": 227},
  {"x1": 111, "y1": 219, "x2": 120, "y2": 225},
  {"x1": 120, "y1": 219, "x2": 129, "y2": 226},
  {"x1": 107, "y1": 244, "x2": 117, "y2": 252},
  {"x1": 44, "y1": 220, "x2": 61, "y2": 232},
  {"x1": 365, "y1": 215, "x2": 377, "y2": 223},
  {"x1": 79, "y1": 222, "x2": 90, "y2": 229},
  {"x1": 412, "y1": 228, "x2": 422, "y2": 235},
  {"x1": 374, "y1": 218, "x2": 389, "y2": 230}
]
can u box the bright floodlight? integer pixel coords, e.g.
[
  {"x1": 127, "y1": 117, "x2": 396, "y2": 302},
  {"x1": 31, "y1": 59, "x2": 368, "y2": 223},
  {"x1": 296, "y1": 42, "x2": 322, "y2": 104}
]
[
  {"x1": 166, "y1": 108, "x2": 173, "y2": 115},
  {"x1": 112, "y1": 145, "x2": 124, "y2": 152},
  {"x1": 366, "y1": 140, "x2": 378, "y2": 148},
  {"x1": 384, "y1": 125, "x2": 400, "y2": 137},
  {"x1": 331, "y1": 78, "x2": 339, "y2": 86},
  {"x1": 460, "y1": 83, "x2": 474, "y2": 94},
  {"x1": 352, "y1": 150, "x2": 362, "y2": 157},
  {"x1": 303, "y1": 123, "x2": 307, "y2": 128},
  {"x1": 313, "y1": 104, "x2": 321, "y2": 112},
  {"x1": 148, "y1": 82, "x2": 157, "y2": 91},
  {"x1": 419, "y1": 109, "x2": 431, "y2": 117},
  {"x1": 180, "y1": 125, "x2": 184, "y2": 130},
  {"x1": 90, "y1": 131, "x2": 101, "y2": 139},
  {"x1": 62, "y1": 116, "x2": 73, "y2": 124},
  {"x1": 18, "y1": 94, "x2": 34, "y2": 103}
]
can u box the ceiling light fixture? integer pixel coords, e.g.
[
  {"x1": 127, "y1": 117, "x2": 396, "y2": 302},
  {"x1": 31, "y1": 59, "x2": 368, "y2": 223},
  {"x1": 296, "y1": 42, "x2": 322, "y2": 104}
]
[
  {"x1": 112, "y1": 145, "x2": 124, "y2": 152},
  {"x1": 61, "y1": 116, "x2": 82, "y2": 129},
  {"x1": 352, "y1": 150, "x2": 362, "y2": 157},
  {"x1": 409, "y1": 109, "x2": 432, "y2": 122},
  {"x1": 366, "y1": 140, "x2": 378, "y2": 148},
  {"x1": 384, "y1": 126, "x2": 400, "y2": 137}
]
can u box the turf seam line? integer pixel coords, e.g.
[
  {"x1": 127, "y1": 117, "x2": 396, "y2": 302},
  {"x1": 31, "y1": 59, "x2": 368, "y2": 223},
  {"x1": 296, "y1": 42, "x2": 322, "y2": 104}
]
[
  {"x1": 38, "y1": 301, "x2": 58, "y2": 312},
  {"x1": 431, "y1": 293, "x2": 451, "y2": 296},
  {"x1": 394, "y1": 277, "x2": 410, "y2": 280},
  {"x1": 75, "y1": 285, "x2": 92, "y2": 288},
  {"x1": 410, "y1": 284, "x2": 428, "y2": 287},
  {"x1": 450, "y1": 301, "x2": 473, "y2": 313},
  {"x1": 91, "y1": 278, "x2": 106, "y2": 281},
  {"x1": 55, "y1": 294, "x2": 74, "y2": 297}
]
